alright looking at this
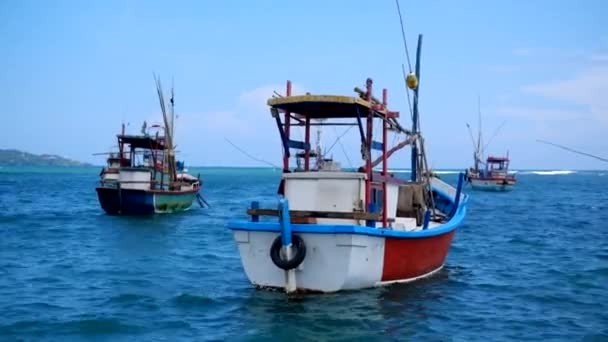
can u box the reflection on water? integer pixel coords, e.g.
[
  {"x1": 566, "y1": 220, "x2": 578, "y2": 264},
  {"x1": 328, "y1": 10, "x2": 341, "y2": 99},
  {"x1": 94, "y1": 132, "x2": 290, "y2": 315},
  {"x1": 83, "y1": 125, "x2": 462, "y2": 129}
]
[{"x1": 236, "y1": 266, "x2": 460, "y2": 340}]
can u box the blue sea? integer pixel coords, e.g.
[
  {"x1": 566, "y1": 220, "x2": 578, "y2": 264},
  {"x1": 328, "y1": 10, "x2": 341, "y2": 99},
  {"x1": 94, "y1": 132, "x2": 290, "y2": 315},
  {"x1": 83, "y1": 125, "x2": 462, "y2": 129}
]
[{"x1": 1, "y1": 167, "x2": 607, "y2": 341}]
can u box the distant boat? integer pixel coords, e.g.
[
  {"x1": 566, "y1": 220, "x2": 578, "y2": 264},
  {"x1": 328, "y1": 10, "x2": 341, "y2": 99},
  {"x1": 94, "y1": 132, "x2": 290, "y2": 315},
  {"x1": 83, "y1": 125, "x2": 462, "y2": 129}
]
[
  {"x1": 95, "y1": 78, "x2": 204, "y2": 215},
  {"x1": 464, "y1": 98, "x2": 516, "y2": 191},
  {"x1": 466, "y1": 155, "x2": 516, "y2": 191},
  {"x1": 227, "y1": 34, "x2": 468, "y2": 294}
]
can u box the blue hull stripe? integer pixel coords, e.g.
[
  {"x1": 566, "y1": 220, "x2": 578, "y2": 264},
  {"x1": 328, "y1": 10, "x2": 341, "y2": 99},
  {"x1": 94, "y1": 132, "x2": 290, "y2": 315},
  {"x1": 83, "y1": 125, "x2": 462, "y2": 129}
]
[{"x1": 228, "y1": 198, "x2": 468, "y2": 239}]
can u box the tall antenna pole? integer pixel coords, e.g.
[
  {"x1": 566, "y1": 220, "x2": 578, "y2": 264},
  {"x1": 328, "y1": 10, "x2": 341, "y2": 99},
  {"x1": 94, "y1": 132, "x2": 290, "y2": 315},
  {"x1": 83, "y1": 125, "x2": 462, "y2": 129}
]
[
  {"x1": 170, "y1": 79, "x2": 175, "y2": 149},
  {"x1": 411, "y1": 34, "x2": 423, "y2": 182},
  {"x1": 477, "y1": 95, "x2": 482, "y2": 163}
]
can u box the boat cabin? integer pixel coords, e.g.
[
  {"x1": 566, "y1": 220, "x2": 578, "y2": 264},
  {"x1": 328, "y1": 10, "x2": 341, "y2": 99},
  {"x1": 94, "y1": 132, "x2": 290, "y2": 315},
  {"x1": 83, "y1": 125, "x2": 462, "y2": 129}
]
[
  {"x1": 268, "y1": 79, "x2": 447, "y2": 231},
  {"x1": 100, "y1": 130, "x2": 198, "y2": 192},
  {"x1": 482, "y1": 156, "x2": 511, "y2": 179}
]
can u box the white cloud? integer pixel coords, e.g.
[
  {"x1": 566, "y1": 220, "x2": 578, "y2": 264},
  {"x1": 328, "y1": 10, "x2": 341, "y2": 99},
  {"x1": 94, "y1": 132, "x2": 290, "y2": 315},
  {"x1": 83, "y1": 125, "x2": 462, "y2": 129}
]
[
  {"x1": 237, "y1": 83, "x2": 306, "y2": 113},
  {"x1": 168, "y1": 83, "x2": 307, "y2": 166},
  {"x1": 495, "y1": 107, "x2": 584, "y2": 121},
  {"x1": 521, "y1": 66, "x2": 608, "y2": 123}
]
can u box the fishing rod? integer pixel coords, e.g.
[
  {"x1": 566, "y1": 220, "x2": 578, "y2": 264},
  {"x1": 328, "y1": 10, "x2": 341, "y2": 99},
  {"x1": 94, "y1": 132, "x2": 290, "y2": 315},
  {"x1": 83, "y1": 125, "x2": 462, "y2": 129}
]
[{"x1": 537, "y1": 139, "x2": 608, "y2": 163}]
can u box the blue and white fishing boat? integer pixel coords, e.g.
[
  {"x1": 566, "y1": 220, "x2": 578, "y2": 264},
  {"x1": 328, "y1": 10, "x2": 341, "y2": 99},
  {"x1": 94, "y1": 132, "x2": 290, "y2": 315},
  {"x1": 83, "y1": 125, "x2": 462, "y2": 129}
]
[
  {"x1": 227, "y1": 35, "x2": 468, "y2": 293},
  {"x1": 96, "y1": 78, "x2": 205, "y2": 215}
]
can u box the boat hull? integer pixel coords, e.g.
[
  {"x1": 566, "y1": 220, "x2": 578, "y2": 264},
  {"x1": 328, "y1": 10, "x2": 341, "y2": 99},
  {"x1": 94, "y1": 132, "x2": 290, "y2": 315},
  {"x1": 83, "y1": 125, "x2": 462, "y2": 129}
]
[
  {"x1": 229, "y1": 218, "x2": 463, "y2": 293},
  {"x1": 96, "y1": 187, "x2": 198, "y2": 215},
  {"x1": 470, "y1": 178, "x2": 515, "y2": 192}
]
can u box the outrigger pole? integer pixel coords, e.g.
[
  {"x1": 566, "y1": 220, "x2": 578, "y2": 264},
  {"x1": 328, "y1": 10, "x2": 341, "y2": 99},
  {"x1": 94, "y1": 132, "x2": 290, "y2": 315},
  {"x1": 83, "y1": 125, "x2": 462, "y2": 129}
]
[{"x1": 537, "y1": 139, "x2": 608, "y2": 163}]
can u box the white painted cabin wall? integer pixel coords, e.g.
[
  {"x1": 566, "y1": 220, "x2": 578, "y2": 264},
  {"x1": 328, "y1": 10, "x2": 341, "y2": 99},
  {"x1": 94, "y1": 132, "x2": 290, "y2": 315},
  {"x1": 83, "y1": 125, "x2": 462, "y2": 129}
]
[
  {"x1": 119, "y1": 169, "x2": 151, "y2": 190},
  {"x1": 103, "y1": 173, "x2": 119, "y2": 182},
  {"x1": 283, "y1": 172, "x2": 366, "y2": 225},
  {"x1": 385, "y1": 183, "x2": 399, "y2": 222}
]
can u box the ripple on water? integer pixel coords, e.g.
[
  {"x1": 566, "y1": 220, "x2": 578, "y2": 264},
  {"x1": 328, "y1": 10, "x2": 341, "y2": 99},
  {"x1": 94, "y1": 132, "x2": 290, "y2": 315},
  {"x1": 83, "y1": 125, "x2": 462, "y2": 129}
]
[{"x1": 1, "y1": 169, "x2": 607, "y2": 340}]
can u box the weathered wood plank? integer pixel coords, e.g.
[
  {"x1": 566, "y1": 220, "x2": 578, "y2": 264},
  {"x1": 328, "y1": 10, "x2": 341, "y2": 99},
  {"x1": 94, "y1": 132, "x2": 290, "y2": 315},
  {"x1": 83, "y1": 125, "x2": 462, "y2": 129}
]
[{"x1": 247, "y1": 208, "x2": 380, "y2": 221}]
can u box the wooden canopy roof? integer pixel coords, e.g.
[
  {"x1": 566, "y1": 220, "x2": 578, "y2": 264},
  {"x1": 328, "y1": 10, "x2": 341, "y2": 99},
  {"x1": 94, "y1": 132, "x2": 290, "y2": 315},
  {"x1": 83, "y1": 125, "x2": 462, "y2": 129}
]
[
  {"x1": 118, "y1": 135, "x2": 166, "y2": 150},
  {"x1": 267, "y1": 94, "x2": 396, "y2": 119}
]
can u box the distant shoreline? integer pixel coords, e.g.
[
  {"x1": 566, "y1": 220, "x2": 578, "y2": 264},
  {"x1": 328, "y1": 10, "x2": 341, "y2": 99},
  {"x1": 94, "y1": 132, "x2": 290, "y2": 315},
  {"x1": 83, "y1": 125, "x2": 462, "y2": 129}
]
[{"x1": 0, "y1": 149, "x2": 92, "y2": 167}]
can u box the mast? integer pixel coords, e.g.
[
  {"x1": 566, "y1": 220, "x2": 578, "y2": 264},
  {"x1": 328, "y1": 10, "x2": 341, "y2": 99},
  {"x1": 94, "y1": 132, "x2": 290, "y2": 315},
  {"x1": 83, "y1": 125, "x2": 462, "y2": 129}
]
[
  {"x1": 154, "y1": 75, "x2": 177, "y2": 185},
  {"x1": 119, "y1": 123, "x2": 125, "y2": 160},
  {"x1": 476, "y1": 95, "x2": 483, "y2": 171},
  {"x1": 315, "y1": 124, "x2": 322, "y2": 168},
  {"x1": 365, "y1": 78, "x2": 373, "y2": 208},
  {"x1": 411, "y1": 34, "x2": 423, "y2": 182}
]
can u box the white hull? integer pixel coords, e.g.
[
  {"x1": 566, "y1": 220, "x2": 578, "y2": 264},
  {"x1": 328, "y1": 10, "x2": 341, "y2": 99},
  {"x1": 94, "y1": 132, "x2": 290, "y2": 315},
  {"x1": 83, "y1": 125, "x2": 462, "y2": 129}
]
[
  {"x1": 470, "y1": 178, "x2": 514, "y2": 191},
  {"x1": 234, "y1": 231, "x2": 385, "y2": 292}
]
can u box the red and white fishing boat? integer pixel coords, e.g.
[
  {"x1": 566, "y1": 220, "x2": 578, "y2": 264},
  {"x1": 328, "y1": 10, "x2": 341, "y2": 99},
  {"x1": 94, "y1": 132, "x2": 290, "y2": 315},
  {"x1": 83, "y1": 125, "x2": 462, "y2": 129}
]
[
  {"x1": 466, "y1": 155, "x2": 516, "y2": 191},
  {"x1": 227, "y1": 35, "x2": 468, "y2": 293},
  {"x1": 464, "y1": 99, "x2": 516, "y2": 191}
]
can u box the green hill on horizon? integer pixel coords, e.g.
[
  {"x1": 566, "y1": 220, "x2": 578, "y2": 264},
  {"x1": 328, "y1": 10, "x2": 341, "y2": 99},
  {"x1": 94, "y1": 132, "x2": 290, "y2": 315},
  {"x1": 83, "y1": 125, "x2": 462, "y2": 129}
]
[{"x1": 0, "y1": 149, "x2": 91, "y2": 167}]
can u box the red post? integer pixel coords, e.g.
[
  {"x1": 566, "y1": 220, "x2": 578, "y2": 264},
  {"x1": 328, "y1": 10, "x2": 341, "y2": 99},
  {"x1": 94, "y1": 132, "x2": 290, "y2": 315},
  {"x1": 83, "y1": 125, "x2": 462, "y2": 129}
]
[
  {"x1": 283, "y1": 81, "x2": 292, "y2": 171},
  {"x1": 365, "y1": 78, "x2": 373, "y2": 210},
  {"x1": 382, "y1": 88, "x2": 388, "y2": 227},
  {"x1": 304, "y1": 117, "x2": 311, "y2": 171}
]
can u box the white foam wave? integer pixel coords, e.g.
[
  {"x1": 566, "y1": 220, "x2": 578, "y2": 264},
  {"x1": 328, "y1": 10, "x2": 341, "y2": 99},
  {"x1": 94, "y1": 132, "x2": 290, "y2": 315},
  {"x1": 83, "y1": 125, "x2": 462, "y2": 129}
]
[
  {"x1": 520, "y1": 170, "x2": 577, "y2": 175},
  {"x1": 433, "y1": 171, "x2": 461, "y2": 175},
  {"x1": 386, "y1": 169, "x2": 410, "y2": 173}
]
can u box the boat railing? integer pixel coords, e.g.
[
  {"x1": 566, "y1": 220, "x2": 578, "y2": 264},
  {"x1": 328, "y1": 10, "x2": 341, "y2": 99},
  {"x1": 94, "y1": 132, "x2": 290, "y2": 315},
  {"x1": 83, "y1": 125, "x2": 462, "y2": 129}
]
[
  {"x1": 430, "y1": 176, "x2": 466, "y2": 203},
  {"x1": 247, "y1": 201, "x2": 380, "y2": 226}
]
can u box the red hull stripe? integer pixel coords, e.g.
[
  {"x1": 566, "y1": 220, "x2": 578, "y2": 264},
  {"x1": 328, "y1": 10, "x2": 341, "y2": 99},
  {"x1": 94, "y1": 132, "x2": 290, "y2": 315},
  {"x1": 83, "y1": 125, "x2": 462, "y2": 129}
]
[{"x1": 381, "y1": 231, "x2": 456, "y2": 281}]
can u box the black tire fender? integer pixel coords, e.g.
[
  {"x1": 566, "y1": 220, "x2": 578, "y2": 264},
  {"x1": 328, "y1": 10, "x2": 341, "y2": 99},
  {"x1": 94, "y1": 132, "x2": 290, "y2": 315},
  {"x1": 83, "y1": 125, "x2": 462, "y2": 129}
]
[{"x1": 269, "y1": 234, "x2": 306, "y2": 270}]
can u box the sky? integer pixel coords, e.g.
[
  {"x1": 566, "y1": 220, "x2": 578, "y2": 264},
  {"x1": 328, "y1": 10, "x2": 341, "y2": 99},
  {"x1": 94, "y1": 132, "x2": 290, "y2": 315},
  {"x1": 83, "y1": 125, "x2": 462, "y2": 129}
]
[{"x1": 1, "y1": 0, "x2": 606, "y2": 169}]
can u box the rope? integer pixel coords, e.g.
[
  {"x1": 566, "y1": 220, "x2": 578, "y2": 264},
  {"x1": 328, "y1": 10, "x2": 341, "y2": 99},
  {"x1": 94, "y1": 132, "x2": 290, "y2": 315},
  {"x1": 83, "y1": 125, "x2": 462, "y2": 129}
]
[
  {"x1": 332, "y1": 126, "x2": 354, "y2": 170},
  {"x1": 224, "y1": 138, "x2": 280, "y2": 168},
  {"x1": 326, "y1": 125, "x2": 354, "y2": 154},
  {"x1": 395, "y1": 0, "x2": 413, "y2": 73}
]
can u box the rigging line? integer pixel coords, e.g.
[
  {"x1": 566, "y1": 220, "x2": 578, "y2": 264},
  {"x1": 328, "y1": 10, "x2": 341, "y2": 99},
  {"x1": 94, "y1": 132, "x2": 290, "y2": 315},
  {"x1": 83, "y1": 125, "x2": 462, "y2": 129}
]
[
  {"x1": 332, "y1": 126, "x2": 354, "y2": 170},
  {"x1": 395, "y1": 0, "x2": 413, "y2": 72},
  {"x1": 465, "y1": 123, "x2": 478, "y2": 152},
  {"x1": 537, "y1": 139, "x2": 608, "y2": 163},
  {"x1": 482, "y1": 120, "x2": 507, "y2": 152},
  {"x1": 224, "y1": 138, "x2": 281, "y2": 168},
  {"x1": 325, "y1": 125, "x2": 354, "y2": 154}
]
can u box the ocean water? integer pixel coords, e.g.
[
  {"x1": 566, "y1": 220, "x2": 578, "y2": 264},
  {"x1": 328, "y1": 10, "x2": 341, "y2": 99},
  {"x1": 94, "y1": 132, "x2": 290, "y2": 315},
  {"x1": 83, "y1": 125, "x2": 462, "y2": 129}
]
[{"x1": 0, "y1": 167, "x2": 607, "y2": 341}]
